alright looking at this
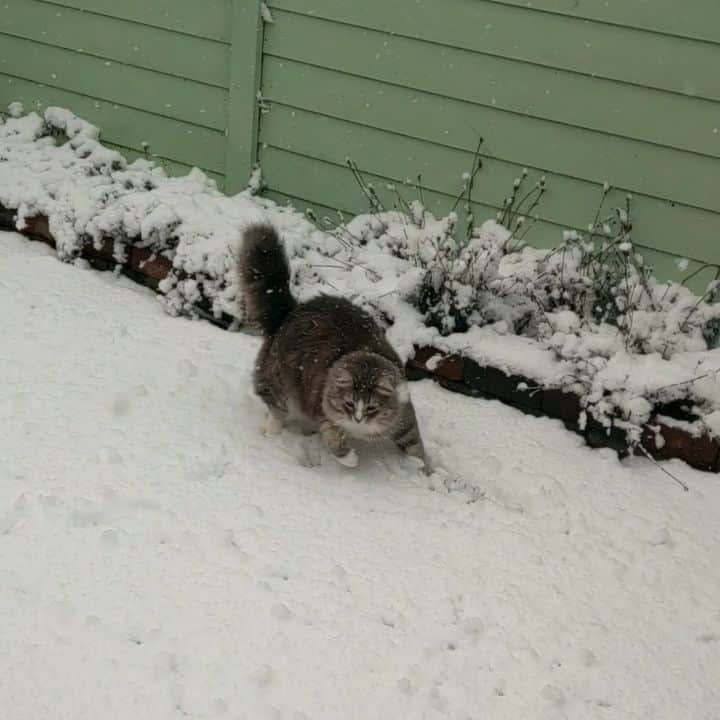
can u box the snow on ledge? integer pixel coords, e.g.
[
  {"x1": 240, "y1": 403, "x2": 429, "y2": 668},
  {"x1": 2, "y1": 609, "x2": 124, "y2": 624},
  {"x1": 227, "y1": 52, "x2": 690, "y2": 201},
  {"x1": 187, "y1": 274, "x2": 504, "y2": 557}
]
[{"x1": 2, "y1": 106, "x2": 719, "y2": 442}]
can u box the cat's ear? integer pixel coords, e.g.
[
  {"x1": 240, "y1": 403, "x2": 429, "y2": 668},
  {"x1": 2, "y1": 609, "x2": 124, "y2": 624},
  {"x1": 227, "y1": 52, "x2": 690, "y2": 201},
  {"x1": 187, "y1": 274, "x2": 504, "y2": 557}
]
[
  {"x1": 375, "y1": 373, "x2": 398, "y2": 396},
  {"x1": 334, "y1": 367, "x2": 354, "y2": 388}
]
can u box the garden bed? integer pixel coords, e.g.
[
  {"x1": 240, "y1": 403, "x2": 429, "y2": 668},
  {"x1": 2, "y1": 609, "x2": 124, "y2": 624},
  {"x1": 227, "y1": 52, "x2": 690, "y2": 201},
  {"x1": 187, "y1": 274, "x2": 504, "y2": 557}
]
[
  {"x1": 1, "y1": 204, "x2": 169, "y2": 286},
  {"x1": 2, "y1": 205, "x2": 718, "y2": 474},
  {"x1": 2, "y1": 105, "x2": 719, "y2": 477},
  {"x1": 0, "y1": 203, "x2": 237, "y2": 328}
]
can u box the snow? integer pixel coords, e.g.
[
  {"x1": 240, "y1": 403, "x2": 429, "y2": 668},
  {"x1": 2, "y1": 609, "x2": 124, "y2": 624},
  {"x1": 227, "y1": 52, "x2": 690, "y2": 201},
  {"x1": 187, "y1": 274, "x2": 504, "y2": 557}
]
[
  {"x1": 2, "y1": 106, "x2": 719, "y2": 441},
  {"x1": 2, "y1": 231, "x2": 720, "y2": 719},
  {"x1": 260, "y1": 2, "x2": 275, "y2": 24}
]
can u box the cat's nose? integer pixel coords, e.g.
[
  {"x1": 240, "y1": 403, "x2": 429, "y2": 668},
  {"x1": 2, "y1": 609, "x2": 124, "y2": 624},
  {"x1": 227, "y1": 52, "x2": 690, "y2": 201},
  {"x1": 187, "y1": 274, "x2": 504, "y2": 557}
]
[{"x1": 353, "y1": 401, "x2": 364, "y2": 422}]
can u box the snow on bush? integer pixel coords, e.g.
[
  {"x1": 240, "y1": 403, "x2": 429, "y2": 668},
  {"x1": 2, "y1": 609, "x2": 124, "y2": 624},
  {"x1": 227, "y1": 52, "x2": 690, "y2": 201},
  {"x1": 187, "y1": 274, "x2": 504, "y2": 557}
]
[
  {"x1": 317, "y1": 182, "x2": 720, "y2": 445},
  {"x1": 2, "y1": 105, "x2": 719, "y2": 444},
  {"x1": 1, "y1": 106, "x2": 270, "y2": 320}
]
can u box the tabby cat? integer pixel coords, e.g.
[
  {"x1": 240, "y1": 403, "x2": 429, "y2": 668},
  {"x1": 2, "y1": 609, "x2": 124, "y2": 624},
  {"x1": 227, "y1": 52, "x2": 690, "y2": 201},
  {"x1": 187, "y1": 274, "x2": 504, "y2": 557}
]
[{"x1": 239, "y1": 223, "x2": 426, "y2": 469}]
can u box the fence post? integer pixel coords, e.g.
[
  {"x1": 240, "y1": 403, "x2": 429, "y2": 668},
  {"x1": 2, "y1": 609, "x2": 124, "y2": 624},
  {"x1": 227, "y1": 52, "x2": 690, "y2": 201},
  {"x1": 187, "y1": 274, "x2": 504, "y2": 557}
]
[{"x1": 225, "y1": 0, "x2": 264, "y2": 193}]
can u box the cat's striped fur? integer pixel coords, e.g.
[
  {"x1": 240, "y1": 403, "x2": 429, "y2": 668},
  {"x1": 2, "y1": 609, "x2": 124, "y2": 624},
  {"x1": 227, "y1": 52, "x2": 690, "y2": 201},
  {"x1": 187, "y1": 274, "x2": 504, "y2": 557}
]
[{"x1": 239, "y1": 222, "x2": 425, "y2": 469}]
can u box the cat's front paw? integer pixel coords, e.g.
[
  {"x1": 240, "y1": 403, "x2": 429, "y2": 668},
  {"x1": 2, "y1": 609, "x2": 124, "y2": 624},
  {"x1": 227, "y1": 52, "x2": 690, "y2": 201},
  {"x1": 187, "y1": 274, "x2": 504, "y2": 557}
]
[
  {"x1": 261, "y1": 412, "x2": 284, "y2": 436},
  {"x1": 403, "y1": 442, "x2": 425, "y2": 459},
  {"x1": 335, "y1": 448, "x2": 359, "y2": 468}
]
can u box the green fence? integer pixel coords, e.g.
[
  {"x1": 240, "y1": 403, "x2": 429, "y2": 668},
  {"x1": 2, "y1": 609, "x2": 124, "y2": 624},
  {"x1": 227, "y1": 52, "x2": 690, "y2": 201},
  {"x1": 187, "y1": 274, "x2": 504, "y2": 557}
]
[
  {"x1": 2, "y1": 0, "x2": 719, "y2": 279},
  {"x1": 1, "y1": 0, "x2": 237, "y2": 183}
]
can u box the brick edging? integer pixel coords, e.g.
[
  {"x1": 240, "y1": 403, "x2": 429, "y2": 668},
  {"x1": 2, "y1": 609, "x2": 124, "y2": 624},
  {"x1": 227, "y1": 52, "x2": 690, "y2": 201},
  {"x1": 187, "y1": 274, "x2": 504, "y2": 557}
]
[
  {"x1": 0, "y1": 207, "x2": 237, "y2": 329},
  {"x1": 2, "y1": 207, "x2": 718, "y2": 473},
  {"x1": 406, "y1": 349, "x2": 720, "y2": 473}
]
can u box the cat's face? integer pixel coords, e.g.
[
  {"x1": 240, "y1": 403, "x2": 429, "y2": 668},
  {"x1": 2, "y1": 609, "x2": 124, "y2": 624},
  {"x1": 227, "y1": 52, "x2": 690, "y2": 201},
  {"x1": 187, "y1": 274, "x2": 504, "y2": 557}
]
[{"x1": 323, "y1": 354, "x2": 408, "y2": 438}]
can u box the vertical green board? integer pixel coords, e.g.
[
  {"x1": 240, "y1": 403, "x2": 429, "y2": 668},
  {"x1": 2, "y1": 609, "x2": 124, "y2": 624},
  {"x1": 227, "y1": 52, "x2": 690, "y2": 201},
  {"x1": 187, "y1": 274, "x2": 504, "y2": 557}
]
[{"x1": 225, "y1": 0, "x2": 265, "y2": 192}]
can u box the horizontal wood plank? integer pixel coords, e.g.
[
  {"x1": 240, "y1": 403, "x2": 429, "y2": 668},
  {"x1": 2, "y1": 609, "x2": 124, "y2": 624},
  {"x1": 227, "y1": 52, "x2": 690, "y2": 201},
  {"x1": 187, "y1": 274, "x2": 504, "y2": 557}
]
[
  {"x1": 99, "y1": 142, "x2": 225, "y2": 187},
  {"x1": 38, "y1": 0, "x2": 232, "y2": 42},
  {"x1": 259, "y1": 106, "x2": 720, "y2": 261},
  {"x1": 2, "y1": 0, "x2": 230, "y2": 88},
  {"x1": 264, "y1": 13, "x2": 720, "y2": 160},
  {"x1": 261, "y1": 61, "x2": 720, "y2": 217},
  {"x1": 0, "y1": 34, "x2": 227, "y2": 130},
  {"x1": 486, "y1": 0, "x2": 720, "y2": 45},
  {"x1": 268, "y1": 2, "x2": 720, "y2": 102},
  {"x1": 0, "y1": 74, "x2": 226, "y2": 174},
  {"x1": 261, "y1": 145, "x2": 492, "y2": 216},
  {"x1": 263, "y1": 190, "x2": 354, "y2": 225},
  {"x1": 259, "y1": 147, "x2": 709, "y2": 284}
]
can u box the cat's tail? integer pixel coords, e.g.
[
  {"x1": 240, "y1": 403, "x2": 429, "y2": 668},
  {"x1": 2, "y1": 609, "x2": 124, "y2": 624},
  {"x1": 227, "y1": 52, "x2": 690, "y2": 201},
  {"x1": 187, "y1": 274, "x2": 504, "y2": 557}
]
[{"x1": 239, "y1": 222, "x2": 296, "y2": 335}]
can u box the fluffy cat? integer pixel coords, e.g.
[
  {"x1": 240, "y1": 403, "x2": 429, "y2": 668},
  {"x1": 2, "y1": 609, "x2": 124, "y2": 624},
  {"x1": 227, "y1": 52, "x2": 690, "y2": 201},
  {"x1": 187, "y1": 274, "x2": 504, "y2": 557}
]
[{"x1": 239, "y1": 222, "x2": 426, "y2": 469}]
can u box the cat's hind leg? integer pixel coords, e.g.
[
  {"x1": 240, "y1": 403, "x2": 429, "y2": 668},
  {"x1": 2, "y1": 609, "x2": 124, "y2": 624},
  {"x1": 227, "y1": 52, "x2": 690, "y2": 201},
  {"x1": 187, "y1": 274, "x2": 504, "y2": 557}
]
[
  {"x1": 320, "y1": 420, "x2": 358, "y2": 468},
  {"x1": 254, "y1": 376, "x2": 287, "y2": 436},
  {"x1": 393, "y1": 404, "x2": 427, "y2": 467}
]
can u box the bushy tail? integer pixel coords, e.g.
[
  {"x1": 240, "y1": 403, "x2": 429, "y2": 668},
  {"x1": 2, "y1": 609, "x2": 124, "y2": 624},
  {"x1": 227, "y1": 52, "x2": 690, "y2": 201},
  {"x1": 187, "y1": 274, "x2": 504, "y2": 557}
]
[{"x1": 239, "y1": 223, "x2": 296, "y2": 335}]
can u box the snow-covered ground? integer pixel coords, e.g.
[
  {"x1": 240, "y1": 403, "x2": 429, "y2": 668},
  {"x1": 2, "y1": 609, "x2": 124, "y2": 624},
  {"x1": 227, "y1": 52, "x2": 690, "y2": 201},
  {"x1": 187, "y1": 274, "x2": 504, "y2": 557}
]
[
  {"x1": 4, "y1": 108, "x2": 720, "y2": 445},
  {"x1": 1, "y1": 231, "x2": 719, "y2": 720}
]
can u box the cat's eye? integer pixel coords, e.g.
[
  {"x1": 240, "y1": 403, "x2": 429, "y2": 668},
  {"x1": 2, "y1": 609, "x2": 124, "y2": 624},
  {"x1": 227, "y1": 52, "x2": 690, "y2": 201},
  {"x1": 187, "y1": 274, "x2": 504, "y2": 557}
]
[
  {"x1": 343, "y1": 399, "x2": 354, "y2": 410},
  {"x1": 366, "y1": 404, "x2": 378, "y2": 415}
]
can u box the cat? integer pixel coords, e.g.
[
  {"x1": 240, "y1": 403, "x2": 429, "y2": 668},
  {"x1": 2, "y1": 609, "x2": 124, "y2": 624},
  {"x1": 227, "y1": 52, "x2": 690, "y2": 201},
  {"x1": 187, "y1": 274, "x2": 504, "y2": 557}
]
[{"x1": 239, "y1": 222, "x2": 426, "y2": 469}]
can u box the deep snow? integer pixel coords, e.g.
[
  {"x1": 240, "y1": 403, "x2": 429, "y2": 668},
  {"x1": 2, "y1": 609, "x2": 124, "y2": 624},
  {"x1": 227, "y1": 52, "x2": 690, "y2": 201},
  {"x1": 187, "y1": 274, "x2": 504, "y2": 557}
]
[{"x1": 1, "y1": 231, "x2": 719, "y2": 720}]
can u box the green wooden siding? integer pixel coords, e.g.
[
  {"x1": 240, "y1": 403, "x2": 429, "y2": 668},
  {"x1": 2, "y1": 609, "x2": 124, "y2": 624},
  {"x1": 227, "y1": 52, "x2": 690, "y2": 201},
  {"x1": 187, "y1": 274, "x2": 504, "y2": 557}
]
[
  {"x1": 30, "y1": 0, "x2": 233, "y2": 41},
  {"x1": 0, "y1": 0, "x2": 237, "y2": 184},
  {"x1": 485, "y1": 0, "x2": 720, "y2": 45},
  {"x1": 1, "y1": 0, "x2": 719, "y2": 280},
  {"x1": 259, "y1": 0, "x2": 720, "y2": 278}
]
